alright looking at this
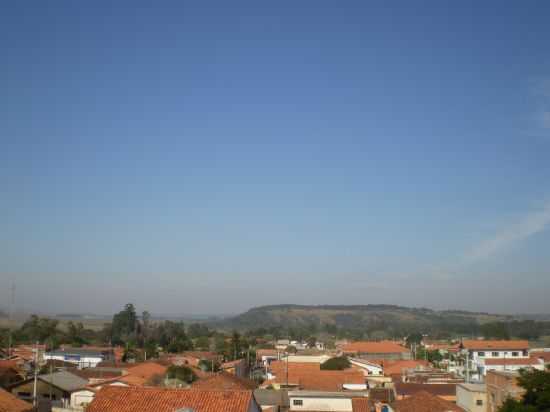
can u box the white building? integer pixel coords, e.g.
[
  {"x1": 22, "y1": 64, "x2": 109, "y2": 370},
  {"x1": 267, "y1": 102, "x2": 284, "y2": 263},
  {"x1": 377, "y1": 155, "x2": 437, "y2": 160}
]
[
  {"x1": 461, "y1": 340, "x2": 530, "y2": 380},
  {"x1": 44, "y1": 348, "x2": 111, "y2": 368},
  {"x1": 288, "y1": 391, "x2": 368, "y2": 412},
  {"x1": 349, "y1": 358, "x2": 384, "y2": 376},
  {"x1": 456, "y1": 383, "x2": 487, "y2": 412}
]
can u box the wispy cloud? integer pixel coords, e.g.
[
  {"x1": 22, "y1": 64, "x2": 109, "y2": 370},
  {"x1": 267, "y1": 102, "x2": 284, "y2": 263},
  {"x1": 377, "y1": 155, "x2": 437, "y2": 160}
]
[{"x1": 465, "y1": 201, "x2": 550, "y2": 262}]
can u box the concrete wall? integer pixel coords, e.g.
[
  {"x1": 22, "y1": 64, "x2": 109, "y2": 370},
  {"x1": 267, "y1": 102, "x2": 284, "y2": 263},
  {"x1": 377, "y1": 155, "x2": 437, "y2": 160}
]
[{"x1": 456, "y1": 385, "x2": 487, "y2": 412}]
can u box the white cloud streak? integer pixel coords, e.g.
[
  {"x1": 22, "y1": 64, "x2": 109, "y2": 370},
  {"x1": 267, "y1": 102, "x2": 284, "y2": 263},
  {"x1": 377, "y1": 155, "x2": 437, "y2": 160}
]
[{"x1": 466, "y1": 201, "x2": 550, "y2": 262}]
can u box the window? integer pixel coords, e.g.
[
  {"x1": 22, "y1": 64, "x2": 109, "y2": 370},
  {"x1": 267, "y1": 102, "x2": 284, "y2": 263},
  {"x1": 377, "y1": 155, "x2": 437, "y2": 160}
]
[
  {"x1": 512, "y1": 352, "x2": 519, "y2": 357},
  {"x1": 478, "y1": 352, "x2": 485, "y2": 357},
  {"x1": 492, "y1": 352, "x2": 499, "y2": 357},
  {"x1": 476, "y1": 399, "x2": 483, "y2": 406},
  {"x1": 293, "y1": 399, "x2": 303, "y2": 406}
]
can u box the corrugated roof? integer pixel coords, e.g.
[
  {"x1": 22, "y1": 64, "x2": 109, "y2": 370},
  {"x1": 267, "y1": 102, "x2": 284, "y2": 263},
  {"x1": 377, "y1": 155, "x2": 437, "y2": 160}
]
[{"x1": 39, "y1": 370, "x2": 89, "y2": 392}]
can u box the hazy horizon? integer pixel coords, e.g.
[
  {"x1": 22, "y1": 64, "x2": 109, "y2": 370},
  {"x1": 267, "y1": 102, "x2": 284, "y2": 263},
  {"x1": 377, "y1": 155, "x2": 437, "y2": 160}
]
[{"x1": 2, "y1": 1, "x2": 550, "y2": 316}]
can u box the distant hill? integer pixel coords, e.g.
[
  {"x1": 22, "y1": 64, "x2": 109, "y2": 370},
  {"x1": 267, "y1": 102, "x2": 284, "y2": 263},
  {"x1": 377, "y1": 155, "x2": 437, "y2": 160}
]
[{"x1": 216, "y1": 304, "x2": 522, "y2": 336}]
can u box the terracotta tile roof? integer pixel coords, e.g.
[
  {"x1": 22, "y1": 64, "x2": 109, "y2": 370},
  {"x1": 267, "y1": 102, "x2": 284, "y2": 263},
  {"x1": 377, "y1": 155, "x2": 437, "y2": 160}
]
[
  {"x1": 352, "y1": 397, "x2": 370, "y2": 412},
  {"x1": 461, "y1": 340, "x2": 529, "y2": 351},
  {"x1": 531, "y1": 351, "x2": 550, "y2": 362},
  {"x1": 270, "y1": 361, "x2": 320, "y2": 373},
  {"x1": 71, "y1": 368, "x2": 124, "y2": 380},
  {"x1": 343, "y1": 341, "x2": 410, "y2": 354},
  {"x1": 181, "y1": 351, "x2": 220, "y2": 361},
  {"x1": 268, "y1": 368, "x2": 364, "y2": 391},
  {"x1": 222, "y1": 359, "x2": 244, "y2": 368},
  {"x1": 119, "y1": 362, "x2": 167, "y2": 386},
  {"x1": 394, "y1": 382, "x2": 458, "y2": 398},
  {"x1": 484, "y1": 358, "x2": 542, "y2": 366},
  {"x1": 191, "y1": 372, "x2": 257, "y2": 390},
  {"x1": 86, "y1": 385, "x2": 255, "y2": 412},
  {"x1": 382, "y1": 360, "x2": 429, "y2": 375},
  {"x1": 391, "y1": 390, "x2": 463, "y2": 412},
  {"x1": 0, "y1": 388, "x2": 32, "y2": 412}
]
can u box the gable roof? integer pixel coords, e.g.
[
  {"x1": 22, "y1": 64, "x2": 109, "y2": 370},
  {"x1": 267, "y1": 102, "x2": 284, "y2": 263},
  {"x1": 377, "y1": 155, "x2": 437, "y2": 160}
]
[
  {"x1": 343, "y1": 341, "x2": 410, "y2": 354},
  {"x1": 461, "y1": 340, "x2": 529, "y2": 351},
  {"x1": 86, "y1": 385, "x2": 256, "y2": 412},
  {"x1": 267, "y1": 367, "x2": 365, "y2": 391},
  {"x1": 394, "y1": 382, "x2": 457, "y2": 398},
  {"x1": 119, "y1": 362, "x2": 167, "y2": 386},
  {"x1": 531, "y1": 351, "x2": 550, "y2": 362},
  {"x1": 391, "y1": 390, "x2": 463, "y2": 412},
  {"x1": 39, "y1": 370, "x2": 89, "y2": 392},
  {"x1": 0, "y1": 388, "x2": 32, "y2": 412},
  {"x1": 192, "y1": 371, "x2": 257, "y2": 390},
  {"x1": 382, "y1": 360, "x2": 430, "y2": 375}
]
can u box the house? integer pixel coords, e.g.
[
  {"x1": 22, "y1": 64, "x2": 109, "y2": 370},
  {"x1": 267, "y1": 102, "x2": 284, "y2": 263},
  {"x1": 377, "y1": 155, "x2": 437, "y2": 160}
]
[
  {"x1": 460, "y1": 340, "x2": 530, "y2": 379},
  {"x1": 117, "y1": 361, "x2": 168, "y2": 386},
  {"x1": 169, "y1": 351, "x2": 221, "y2": 368},
  {"x1": 257, "y1": 349, "x2": 282, "y2": 367},
  {"x1": 456, "y1": 383, "x2": 486, "y2": 412},
  {"x1": 222, "y1": 358, "x2": 249, "y2": 378},
  {"x1": 253, "y1": 389, "x2": 289, "y2": 412},
  {"x1": 86, "y1": 385, "x2": 261, "y2": 412},
  {"x1": 390, "y1": 390, "x2": 463, "y2": 412},
  {"x1": 486, "y1": 370, "x2": 525, "y2": 412},
  {"x1": 0, "y1": 387, "x2": 32, "y2": 412},
  {"x1": 191, "y1": 371, "x2": 257, "y2": 390},
  {"x1": 530, "y1": 350, "x2": 550, "y2": 365},
  {"x1": 483, "y1": 357, "x2": 544, "y2": 374},
  {"x1": 10, "y1": 345, "x2": 46, "y2": 363},
  {"x1": 282, "y1": 354, "x2": 333, "y2": 364},
  {"x1": 275, "y1": 340, "x2": 291, "y2": 350},
  {"x1": 287, "y1": 391, "x2": 369, "y2": 412},
  {"x1": 382, "y1": 359, "x2": 430, "y2": 376},
  {"x1": 44, "y1": 347, "x2": 114, "y2": 368},
  {"x1": 393, "y1": 382, "x2": 458, "y2": 402},
  {"x1": 8, "y1": 370, "x2": 88, "y2": 409},
  {"x1": 342, "y1": 341, "x2": 411, "y2": 360},
  {"x1": 265, "y1": 362, "x2": 366, "y2": 391},
  {"x1": 0, "y1": 360, "x2": 25, "y2": 389},
  {"x1": 349, "y1": 358, "x2": 384, "y2": 376}
]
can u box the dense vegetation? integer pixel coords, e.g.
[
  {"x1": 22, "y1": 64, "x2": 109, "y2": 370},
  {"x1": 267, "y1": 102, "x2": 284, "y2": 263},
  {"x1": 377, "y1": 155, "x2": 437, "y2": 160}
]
[
  {"x1": 0, "y1": 304, "x2": 255, "y2": 365},
  {"x1": 2, "y1": 304, "x2": 550, "y2": 362},
  {"x1": 218, "y1": 304, "x2": 550, "y2": 341},
  {"x1": 499, "y1": 367, "x2": 550, "y2": 412},
  {"x1": 320, "y1": 356, "x2": 351, "y2": 370}
]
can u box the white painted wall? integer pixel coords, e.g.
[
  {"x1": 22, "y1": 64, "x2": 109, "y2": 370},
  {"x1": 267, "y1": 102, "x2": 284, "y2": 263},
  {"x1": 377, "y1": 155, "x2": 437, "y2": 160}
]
[
  {"x1": 456, "y1": 386, "x2": 487, "y2": 412},
  {"x1": 289, "y1": 396, "x2": 352, "y2": 411}
]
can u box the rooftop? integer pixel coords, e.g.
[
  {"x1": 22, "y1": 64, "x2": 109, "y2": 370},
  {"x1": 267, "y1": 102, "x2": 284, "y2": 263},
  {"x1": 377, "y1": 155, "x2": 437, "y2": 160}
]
[
  {"x1": 343, "y1": 341, "x2": 410, "y2": 354},
  {"x1": 0, "y1": 388, "x2": 32, "y2": 412},
  {"x1": 391, "y1": 390, "x2": 463, "y2": 412},
  {"x1": 461, "y1": 340, "x2": 529, "y2": 351},
  {"x1": 39, "y1": 370, "x2": 89, "y2": 392},
  {"x1": 191, "y1": 372, "x2": 257, "y2": 390},
  {"x1": 86, "y1": 385, "x2": 256, "y2": 412},
  {"x1": 458, "y1": 383, "x2": 486, "y2": 392}
]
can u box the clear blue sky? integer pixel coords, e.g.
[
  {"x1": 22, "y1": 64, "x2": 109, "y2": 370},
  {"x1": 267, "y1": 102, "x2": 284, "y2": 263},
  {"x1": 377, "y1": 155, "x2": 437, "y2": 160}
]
[{"x1": 1, "y1": 1, "x2": 549, "y2": 315}]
